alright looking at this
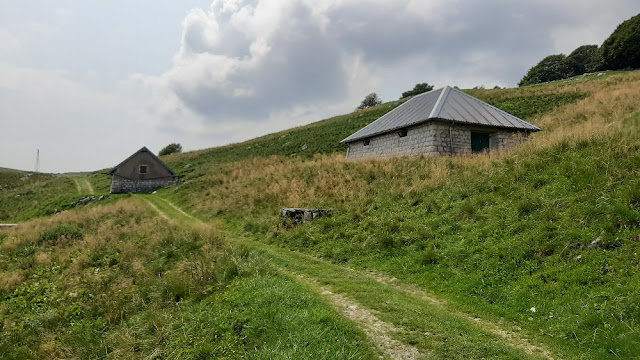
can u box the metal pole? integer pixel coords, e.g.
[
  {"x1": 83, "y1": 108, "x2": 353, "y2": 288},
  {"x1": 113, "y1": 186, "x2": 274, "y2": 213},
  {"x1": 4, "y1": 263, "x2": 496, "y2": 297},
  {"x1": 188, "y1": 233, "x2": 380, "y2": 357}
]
[{"x1": 449, "y1": 123, "x2": 454, "y2": 156}]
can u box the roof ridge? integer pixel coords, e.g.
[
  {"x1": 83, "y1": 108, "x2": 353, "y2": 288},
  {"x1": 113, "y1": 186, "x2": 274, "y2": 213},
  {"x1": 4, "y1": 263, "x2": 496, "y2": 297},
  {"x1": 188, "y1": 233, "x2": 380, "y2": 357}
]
[
  {"x1": 340, "y1": 88, "x2": 441, "y2": 144},
  {"x1": 428, "y1": 85, "x2": 451, "y2": 119}
]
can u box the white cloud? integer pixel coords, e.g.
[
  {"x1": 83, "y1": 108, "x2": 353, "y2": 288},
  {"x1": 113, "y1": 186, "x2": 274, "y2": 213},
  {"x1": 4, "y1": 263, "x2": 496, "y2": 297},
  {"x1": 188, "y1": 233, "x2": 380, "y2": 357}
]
[{"x1": 3, "y1": 0, "x2": 639, "y2": 172}]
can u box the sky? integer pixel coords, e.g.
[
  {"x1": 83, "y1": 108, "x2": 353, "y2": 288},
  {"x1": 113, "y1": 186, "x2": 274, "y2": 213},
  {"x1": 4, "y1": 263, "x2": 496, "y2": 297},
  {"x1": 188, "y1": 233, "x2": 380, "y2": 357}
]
[{"x1": 1, "y1": 0, "x2": 639, "y2": 173}]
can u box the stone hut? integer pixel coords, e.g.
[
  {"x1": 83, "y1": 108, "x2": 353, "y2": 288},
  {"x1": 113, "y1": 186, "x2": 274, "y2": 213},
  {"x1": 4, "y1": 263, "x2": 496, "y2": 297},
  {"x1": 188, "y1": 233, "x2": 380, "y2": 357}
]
[
  {"x1": 341, "y1": 86, "x2": 541, "y2": 159},
  {"x1": 110, "y1": 146, "x2": 176, "y2": 194}
]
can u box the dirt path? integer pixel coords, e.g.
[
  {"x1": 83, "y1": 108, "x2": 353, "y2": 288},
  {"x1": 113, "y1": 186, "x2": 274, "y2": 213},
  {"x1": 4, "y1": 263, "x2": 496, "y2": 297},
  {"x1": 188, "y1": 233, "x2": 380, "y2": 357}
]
[
  {"x1": 365, "y1": 271, "x2": 556, "y2": 360},
  {"x1": 156, "y1": 197, "x2": 201, "y2": 223},
  {"x1": 72, "y1": 178, "x2": 82, "y2": 194},
  {"x1": 138, "y1": 196, "x2": 170, "y2": 221},
  {"x1": 83, "y1": 178, "x2": 94, "y2": 195},
  {"x1": 140, "y1": 196, "x2": 558, "y2": 360},
  {"x1": 286, "y1": 270, "x2": 423, "y2": 360},
  {"x1": 70, "y1": 177, "x2": 94, "y2": 195}
]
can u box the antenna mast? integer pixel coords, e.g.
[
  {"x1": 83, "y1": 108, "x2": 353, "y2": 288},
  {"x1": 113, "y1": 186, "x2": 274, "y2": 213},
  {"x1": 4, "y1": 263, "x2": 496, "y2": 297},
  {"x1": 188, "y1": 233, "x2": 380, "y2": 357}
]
[{"x1": 34, "y1": 149, "x2": 40, "y2": 173}]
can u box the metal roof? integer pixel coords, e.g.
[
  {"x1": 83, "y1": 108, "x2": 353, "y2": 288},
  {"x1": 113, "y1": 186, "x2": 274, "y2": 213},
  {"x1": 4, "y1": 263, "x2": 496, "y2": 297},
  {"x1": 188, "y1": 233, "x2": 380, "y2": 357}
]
[
  {"x1": 110, "y1": 146, "x2": 176, "y2": 175},
  {"x1": 340, "y1": 86, "x2": 541, "y2": 144}
]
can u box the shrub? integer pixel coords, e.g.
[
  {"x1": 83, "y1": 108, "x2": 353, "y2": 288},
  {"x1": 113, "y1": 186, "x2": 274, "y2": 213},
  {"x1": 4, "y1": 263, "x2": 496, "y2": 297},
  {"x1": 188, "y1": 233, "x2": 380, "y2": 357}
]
[
  {"x1": 159, "y1": 143, "x2": 183, "y2": 156},
  {"x1": 356, "y1": 93, "x2": 382, "y2": 110}
]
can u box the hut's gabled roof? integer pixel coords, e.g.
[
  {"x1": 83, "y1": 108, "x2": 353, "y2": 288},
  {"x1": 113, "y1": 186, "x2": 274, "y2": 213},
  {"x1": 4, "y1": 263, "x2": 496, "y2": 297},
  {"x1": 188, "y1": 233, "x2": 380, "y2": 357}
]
[
  {"x1": 110, "y1": 146, "x2": 175, "y2": 175},
  {"x1": 340, "y1": 86, "x2": 541, "y2": 144}
]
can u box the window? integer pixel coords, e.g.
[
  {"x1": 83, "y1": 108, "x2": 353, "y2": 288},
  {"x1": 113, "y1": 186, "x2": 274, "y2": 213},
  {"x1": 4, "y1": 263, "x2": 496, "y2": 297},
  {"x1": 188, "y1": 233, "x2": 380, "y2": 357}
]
[
  {"x1": 397, "y1": 129, "x2": 408, "y2": 137},
  {"x1": 363, "y1": 139, "x2": 370, "y2": 146},
  {"x1": 139, "y1": 165, "x2": 148, "y2": 174},
  {"x1": 471, "y1": 132, "x2": 490, "y2": 153}
]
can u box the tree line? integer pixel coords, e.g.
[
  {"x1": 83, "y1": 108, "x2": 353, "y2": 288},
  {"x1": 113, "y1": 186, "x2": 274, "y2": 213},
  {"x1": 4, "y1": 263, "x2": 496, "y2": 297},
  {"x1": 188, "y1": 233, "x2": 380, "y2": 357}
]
[{"x1": 519, "y1": 13, "x2": 640, "y2": 86}]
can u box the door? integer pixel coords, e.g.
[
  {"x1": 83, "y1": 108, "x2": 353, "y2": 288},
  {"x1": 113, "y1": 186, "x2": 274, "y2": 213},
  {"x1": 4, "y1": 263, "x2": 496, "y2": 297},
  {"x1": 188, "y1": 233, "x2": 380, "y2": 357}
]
[{"x1": 471, "y1": 132, "x2": 490, "y2": 153}]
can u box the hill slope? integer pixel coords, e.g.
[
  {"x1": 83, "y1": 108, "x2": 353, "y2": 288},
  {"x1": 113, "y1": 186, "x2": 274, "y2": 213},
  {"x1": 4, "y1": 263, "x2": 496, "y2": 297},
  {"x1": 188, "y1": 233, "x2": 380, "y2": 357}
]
[
  {"x1": 2, "y1": 70, "x2": 639, "y2": 359},
  {"x1": 158, "y1": 70, "x2": 640, "y2": 358}
]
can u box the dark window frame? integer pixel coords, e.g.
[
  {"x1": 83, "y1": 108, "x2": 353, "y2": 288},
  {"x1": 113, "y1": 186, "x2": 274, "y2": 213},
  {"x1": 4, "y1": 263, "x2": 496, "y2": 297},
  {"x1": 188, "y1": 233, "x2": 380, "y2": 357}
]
[
  {"x1": 363, "y1": 138, "x2": 370, "y2": 146},
  {"x1": 397, "y1": 128, "x2": 408, "y2": 137},
  {"x1": 139, "y1": 165, "x2": 148, "y2": 174}
]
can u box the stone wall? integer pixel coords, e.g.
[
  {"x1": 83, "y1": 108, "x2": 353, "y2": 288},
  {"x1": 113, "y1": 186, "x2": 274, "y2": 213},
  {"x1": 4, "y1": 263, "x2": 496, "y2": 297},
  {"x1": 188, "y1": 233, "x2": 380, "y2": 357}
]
[
  {"x1": 110, "y1": 175, "x2": 175, "y2": 194},
  {"x1": 346, "y1": 121, "x2": 528, "y2": 160}
]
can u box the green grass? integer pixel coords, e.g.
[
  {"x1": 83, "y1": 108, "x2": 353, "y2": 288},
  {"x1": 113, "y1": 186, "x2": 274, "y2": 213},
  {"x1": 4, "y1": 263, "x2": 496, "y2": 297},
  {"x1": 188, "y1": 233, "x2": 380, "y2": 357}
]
[
  {"x1": 3, "y1": 71, "x2": 640, "y2": 358},
  {"x1": 88, "y1": 171, "x2": 112, "y2": 194},
  {"x1": 468, "y1": 91, "x2": 587, "y2": 120},
  {"x1": 109, "y1": 273, "x2": 379, "y2": 359},
  {"x1": 0, "y1": 199, "x2": 380, "y2": 359},
  {"x1": 227, "y1": 122, "x2": 640, "y2": 358},
  {"x1": 231, "y1": 235, "x2": 553, "y2": 359},
  {"x1": 158, "y1": 71, "x2": 640, "y2": 358},
  {"x1": 0, "y1": 170, "x2": 79, "y2": 222}
]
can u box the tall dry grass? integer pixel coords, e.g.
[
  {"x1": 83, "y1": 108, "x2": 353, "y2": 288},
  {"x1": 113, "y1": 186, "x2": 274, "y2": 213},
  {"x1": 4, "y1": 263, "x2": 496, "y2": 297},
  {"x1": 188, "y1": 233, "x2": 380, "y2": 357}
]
[
  {"x1": 175, "y1": 71, "x2": 640, "y2": 218},
  {"x1": 0, "y1": 197, "x2": 256, "y2": 359}
]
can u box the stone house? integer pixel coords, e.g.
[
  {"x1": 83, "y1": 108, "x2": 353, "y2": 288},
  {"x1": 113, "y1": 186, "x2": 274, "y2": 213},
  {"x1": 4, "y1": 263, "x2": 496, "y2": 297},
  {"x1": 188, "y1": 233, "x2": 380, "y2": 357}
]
[
  {"x1": 341, "y1": 86, "x2": 541, "y2": 159},
  {"x1": 110, "y1": 146, "x2": 176, "y2": 194}
]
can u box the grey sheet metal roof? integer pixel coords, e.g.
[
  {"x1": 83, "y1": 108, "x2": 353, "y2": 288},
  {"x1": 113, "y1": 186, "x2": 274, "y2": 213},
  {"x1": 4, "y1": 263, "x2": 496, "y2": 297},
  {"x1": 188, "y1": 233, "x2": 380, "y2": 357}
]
[{"x1": 340, "y1": 86, "x2": 541, "y2": 144}]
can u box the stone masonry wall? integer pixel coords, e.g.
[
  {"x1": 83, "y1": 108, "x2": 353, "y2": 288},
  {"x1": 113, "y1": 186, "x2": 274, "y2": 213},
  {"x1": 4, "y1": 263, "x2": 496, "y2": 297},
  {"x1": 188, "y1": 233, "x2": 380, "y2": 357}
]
[
  {"x1": 346, "y1": 121, "x2": 528, "y2": 160},
  {"x1": 110, "y1": 175, "x2": 175, "y2": 194}
]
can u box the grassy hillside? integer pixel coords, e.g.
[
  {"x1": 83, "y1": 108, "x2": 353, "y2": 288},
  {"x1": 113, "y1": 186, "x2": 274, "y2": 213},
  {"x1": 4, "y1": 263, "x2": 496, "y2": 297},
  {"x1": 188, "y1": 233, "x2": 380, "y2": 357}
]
[
  {"x1": 2, "y1": 70, "x2": 639, "y2": 359},
  {"x1": 157, "y1": 70, "x2": 640, "y2": 358},
  {"x1": 0, "y1": 171, "x2": 79, "y2": 222},
  {"x1": 0, "y1": 199, "x2": 379, "y2": 359},
  {"x1": 163, "y1": 82, "x2": 587, "y2": 181}
]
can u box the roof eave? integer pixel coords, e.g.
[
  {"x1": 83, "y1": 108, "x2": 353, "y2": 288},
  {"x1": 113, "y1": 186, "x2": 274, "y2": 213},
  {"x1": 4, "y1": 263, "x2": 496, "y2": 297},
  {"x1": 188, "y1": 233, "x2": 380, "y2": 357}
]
[{"x1": 341, "y1": 117, "x2": 541, "y2": 144}]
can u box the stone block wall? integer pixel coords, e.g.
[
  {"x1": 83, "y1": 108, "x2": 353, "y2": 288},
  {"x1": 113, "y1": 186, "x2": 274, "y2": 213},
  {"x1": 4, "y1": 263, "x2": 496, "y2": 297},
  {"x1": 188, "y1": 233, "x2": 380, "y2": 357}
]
[
  {"x1": 490, "y1": 131, "x2": 528, "y2": 150},
  {"x1": 346, "y1": 121, "x2": 528, "y2": 160},
  {"x1": 110, "y1": 175, "x2": 175, "y2": 194}
]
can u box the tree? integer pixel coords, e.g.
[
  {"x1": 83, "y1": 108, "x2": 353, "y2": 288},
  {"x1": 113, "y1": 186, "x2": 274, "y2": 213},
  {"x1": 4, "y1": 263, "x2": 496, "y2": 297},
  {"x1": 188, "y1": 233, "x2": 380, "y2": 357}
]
[
  {"x1": 565, "y1": 45, "x2": 601, "y2": 75},
  {"x1": 518, "y1": 54, "x2": 573, "y2": 86},
  {"x1": 159, "y1": 143, "x2": 183, "y2": 156},
  {"x1": 600, "y1": 13, "x2": 640, "y2": 70},
  {"x1": 357, "y1": 93, "x2": 382, "y2": 110},
  {"x1": 400, "y1": 83, "x2": 434, "y2": 99}
]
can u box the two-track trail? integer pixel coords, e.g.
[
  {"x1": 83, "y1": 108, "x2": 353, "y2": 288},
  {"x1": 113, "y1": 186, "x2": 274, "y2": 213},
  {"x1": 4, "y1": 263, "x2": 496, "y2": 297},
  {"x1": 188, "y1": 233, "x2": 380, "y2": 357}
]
[
  {"x1": 70, "y1": 176, "x2": 94, "y2": 195},
  {"x1": 138, "y1": 195, "x2": 560, "y2": 360}
]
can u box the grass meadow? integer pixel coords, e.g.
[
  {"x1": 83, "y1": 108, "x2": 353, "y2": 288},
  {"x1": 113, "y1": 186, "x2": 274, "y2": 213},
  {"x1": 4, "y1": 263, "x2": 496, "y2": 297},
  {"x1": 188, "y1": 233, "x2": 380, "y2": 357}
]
[
  {"x1": 2, "y1": 70, "x2": 639, "y2": 359},
  {"x1": 0, "y1": 199, "x2": 379, "y2": 359},
  {"x1": 159, "y1": 70, "x2": 640, "y2": 358}
]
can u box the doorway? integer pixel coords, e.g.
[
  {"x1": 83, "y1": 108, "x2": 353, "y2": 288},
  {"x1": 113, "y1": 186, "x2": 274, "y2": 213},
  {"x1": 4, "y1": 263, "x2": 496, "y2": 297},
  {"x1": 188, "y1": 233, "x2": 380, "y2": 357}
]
[{"x1": 471, "y1": 132, "x2": 490, "y2": 153}]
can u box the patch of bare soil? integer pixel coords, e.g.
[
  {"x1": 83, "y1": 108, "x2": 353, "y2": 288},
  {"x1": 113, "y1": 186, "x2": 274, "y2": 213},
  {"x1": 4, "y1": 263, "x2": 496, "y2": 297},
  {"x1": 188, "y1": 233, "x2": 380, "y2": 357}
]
[{"x1": 289, "y1": 272, "x2": 423, "y2": 360}]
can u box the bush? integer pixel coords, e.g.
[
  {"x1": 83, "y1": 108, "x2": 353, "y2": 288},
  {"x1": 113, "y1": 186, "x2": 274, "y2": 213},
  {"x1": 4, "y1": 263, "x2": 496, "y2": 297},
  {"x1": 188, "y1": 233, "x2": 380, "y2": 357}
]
[{"x1": 159, "y1": 143, "x2": 183, "y2": 156}]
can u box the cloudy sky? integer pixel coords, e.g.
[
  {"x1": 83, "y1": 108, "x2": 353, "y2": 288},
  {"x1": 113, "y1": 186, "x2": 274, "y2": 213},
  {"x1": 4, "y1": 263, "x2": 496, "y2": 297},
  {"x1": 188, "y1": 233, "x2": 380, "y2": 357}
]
[{"x1": 1, "y1": 1, "x2": 639, "y2": 172}]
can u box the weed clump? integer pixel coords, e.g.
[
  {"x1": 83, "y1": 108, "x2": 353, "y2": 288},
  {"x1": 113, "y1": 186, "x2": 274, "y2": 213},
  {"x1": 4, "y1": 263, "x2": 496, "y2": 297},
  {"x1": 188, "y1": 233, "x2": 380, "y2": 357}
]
[{"x1": 39, "y1": 224, "x2": 83, "y2": 245}]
